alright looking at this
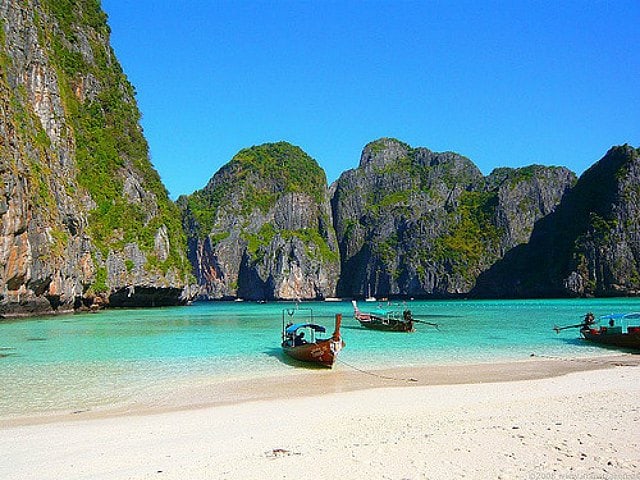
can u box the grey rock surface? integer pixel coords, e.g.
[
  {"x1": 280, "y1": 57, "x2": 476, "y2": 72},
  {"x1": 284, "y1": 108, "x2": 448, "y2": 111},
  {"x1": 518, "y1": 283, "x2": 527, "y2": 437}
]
[{"x1": 0, "y1": 1, "x2": 192, "y2": 317}]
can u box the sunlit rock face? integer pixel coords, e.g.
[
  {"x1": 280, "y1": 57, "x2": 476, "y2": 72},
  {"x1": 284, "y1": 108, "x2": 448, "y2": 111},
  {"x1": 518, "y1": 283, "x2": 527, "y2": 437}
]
[
  {"x1": 0, "y1": 1, "x2": 192, "y2": 316},
  {"x1": 180, "y1": 142, "x2": 340, "y2": 300}
]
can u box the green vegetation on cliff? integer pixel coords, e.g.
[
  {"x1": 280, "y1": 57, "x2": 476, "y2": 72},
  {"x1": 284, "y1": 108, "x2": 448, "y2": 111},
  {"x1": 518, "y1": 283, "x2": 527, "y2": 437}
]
[
  {"x1": 368, "y1": 137, "x2": 411, "y2": 154},
  {"x1": 182, "y1": 141, "x2": 339, "y2": 299},
  {"x1": 472, "y1": 145, "x2": 639, "y2": 297},
  {"x1": 1, "y1": 21, "x2": 61, "y2": 235},
  {"x1": 334, "y1": 138, "x2": 540, "y2": 296},
  {"x1": 233, "y1": 142, "x2": 326, "y2": 203},
  {"x1": 181, "y1": 188, "x2": 224, "y2": 240},
  {"x1": 184, "y1": 142, "x2": 327, "y2": 235},
  {"x1": 39, "y1": 0, "x2": 190, "y2": 277},
  {"x1": 434, "y1": 191, "x2": 502, "y2": 278},
  {"x1": 243, "y1": 225, "x2": 338, "y2": 264}
]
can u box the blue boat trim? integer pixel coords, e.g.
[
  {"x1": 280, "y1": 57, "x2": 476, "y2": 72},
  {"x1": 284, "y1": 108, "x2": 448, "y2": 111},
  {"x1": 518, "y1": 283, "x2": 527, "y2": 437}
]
[{"x1": 285, "y1": 323, "x2": 327, "y2": 335}]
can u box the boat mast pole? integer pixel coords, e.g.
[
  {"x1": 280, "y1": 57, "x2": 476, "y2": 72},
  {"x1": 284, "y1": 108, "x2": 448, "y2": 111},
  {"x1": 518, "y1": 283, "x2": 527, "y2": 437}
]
[{"x1": 333, "y1": 313, "x2": 342, "y2": 340}]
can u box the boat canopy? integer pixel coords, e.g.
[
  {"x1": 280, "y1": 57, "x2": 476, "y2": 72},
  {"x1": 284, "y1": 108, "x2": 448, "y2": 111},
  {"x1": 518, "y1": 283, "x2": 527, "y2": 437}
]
[
  {"x1": 598, "y1": 312, "x2": 640, "y2": 333},
  {"x1": 285, "y1": 323, "x2": 327, "y2": 335},
  {"x1": 599, "y1": 313, "x2": 640, "y2": 322},
  {"x1": 370, "y1": 309, "x2": 389, "y2": 316}
]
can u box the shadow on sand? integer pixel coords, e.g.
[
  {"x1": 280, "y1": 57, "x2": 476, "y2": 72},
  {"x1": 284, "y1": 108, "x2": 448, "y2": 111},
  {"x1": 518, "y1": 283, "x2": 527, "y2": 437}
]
[
  {"x1": 556, "y1": 336, "x2": 639, "y2": 355},
  {"x1": 263, "y1": 346, "x2": 332, "y2": 369}
]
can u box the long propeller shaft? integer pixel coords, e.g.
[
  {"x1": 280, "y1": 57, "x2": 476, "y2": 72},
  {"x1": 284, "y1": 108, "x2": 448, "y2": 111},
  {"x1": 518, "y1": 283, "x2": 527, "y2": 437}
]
[
  {"x1": 413, "y1": 319, "x2": 439, "y2": 328},
  {"x1": 553, "y1": 323, "x2": 585, "y2": 333}
]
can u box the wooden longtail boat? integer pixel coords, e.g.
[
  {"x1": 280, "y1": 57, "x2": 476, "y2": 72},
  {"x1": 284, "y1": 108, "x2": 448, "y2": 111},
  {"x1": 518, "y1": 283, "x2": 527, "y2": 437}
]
[
  {"x1": 352, "y1": 300, "x2": 414, "y2": 332},
  {"x1": 554, "y1": 312, "x2": 640, "y2": 350},
  {"x1": 281, "y1": 309, "x2": 345, "y2": 368}
]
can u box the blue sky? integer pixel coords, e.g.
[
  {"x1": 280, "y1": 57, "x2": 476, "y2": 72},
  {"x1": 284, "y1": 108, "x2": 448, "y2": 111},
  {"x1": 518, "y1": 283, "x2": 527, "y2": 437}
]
[{"x1": 102, "y1": 0, "x2": 639, "y2": 199}]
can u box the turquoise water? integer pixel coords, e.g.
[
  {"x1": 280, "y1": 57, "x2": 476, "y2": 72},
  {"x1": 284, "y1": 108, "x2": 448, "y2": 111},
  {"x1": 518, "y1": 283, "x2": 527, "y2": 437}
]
[{"x1": 1, "y1": 298, "x2": 639, "y2": 416}]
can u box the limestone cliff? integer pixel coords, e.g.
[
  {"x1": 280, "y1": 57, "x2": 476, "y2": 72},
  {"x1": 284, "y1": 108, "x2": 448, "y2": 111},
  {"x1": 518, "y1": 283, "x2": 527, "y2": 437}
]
[
  {"x1": 331, "y1": 138, "x2": 575, "y2": 298},
  {"x1": 180, "y1": 142, "x2": 340, "y2": 300},
  {"x1": 473, "y1": 145, "x2": 640, "y2": 297},
  {"x1": 0, "y1": 0, "x2": 192, "y2": 316}
]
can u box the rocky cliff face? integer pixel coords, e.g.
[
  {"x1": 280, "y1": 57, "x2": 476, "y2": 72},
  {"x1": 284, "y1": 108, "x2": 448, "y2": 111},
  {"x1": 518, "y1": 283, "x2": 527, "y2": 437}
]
[
  {"x1": 473, "y1": 145, "x2": 640, "y2": 297},
  {"x1": 331, "y1": 138, "x2": 576, "y2": 298},
  {"x1": 0, "y1": 1, "x2": 192, "y2": 316},
  {"x1": 180, "y1": 142, "x2": 340, "y2": 300}
]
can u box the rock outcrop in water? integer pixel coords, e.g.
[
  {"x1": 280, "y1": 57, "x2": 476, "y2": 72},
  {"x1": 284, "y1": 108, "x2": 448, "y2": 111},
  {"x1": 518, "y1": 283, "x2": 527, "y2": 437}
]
[
  {"x1": 330, "y1": 138, "x2": 576, "y2": 298},
  {"x1": 179, "y1": 142, "x2": 340, "y2": 300},
  {"x1": 473, "y1": 145, "x2": 640, "y2": 297},
  {"x1": 0, "y1": 1, "x2": 192, "y2": 316}
]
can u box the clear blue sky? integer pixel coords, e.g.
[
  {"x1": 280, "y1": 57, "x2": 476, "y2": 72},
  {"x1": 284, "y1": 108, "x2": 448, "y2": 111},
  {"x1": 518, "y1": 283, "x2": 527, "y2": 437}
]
[{"x1": 101, "y1": 0, "x2": 639, "y2": 199}]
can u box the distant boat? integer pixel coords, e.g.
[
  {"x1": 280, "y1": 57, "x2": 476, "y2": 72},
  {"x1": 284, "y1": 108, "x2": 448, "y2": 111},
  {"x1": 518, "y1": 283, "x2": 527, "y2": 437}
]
[
  {"x1": 281, "y1": 308, "x2": 345, "y2": 368},
  {"x1": 554, "y1": 312, "x2": 640, "y2": 350},
  {"x1": 352, "y1": 300, "x2": 414, "y2": 332},
  {"x1": 324, "y1": 297, "x2": 342, "y2": 302},
  {"x1": 364, "y1": 285, "x2": 376, "y2": 302}
]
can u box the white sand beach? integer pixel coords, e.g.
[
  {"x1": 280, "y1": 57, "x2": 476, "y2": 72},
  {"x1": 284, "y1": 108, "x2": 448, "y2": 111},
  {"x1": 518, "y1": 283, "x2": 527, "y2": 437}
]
[{"x1": 1, "y1": 355, "x2": 639, "y2": 480}]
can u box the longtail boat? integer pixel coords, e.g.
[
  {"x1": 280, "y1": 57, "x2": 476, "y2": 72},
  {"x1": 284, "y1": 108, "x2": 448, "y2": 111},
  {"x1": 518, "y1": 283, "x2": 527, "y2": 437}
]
[
  {"x1": 554, "y1": 312, "x2": 640, "y2": 350},
  {"x1": 281, "y1": 308, "x2": 345, "y2": 368},
  {"x1": 352, "y1": 300, "x2": 414, "y2": 332}
]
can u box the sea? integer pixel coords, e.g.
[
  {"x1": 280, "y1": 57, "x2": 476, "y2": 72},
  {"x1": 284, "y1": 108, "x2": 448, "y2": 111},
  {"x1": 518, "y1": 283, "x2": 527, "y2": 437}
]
[{"x1": 1, "y1": 297, "x2": 639, "y2": 417}]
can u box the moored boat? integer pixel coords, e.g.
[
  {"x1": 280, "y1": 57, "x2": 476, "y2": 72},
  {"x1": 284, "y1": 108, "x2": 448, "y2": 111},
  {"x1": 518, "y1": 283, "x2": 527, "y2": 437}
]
[
  {"x1": 554, "y1": 312, "x2": 640, "y2": 350},
  {"x1": 324, "y1": 297, "x2": 342, "y2": 302},
  {"x1": 364, "y1": 285, "x2": 376, "y2": 302},
  {"x1": 281, "y1": 308, "x2": 345, "y2": 368},
  {"x1": 352, "y1": 300, "x2": 414, "y2": 332}
]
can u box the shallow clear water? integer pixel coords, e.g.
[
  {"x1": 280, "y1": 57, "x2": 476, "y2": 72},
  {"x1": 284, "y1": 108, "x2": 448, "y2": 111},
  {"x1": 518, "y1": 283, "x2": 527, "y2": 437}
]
[{"x1": 1, "y1": 298, "x2": 639, "y2": 416}]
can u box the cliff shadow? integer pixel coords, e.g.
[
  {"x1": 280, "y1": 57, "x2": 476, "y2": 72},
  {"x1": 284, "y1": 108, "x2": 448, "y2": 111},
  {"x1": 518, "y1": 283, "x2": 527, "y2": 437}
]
[
  {"x1": 336, "y1": 248, "x2": 371, "y2": 298},
  {"x1": 473, "y1": 147, "x2": 636, "y2": 298},
  {"x1": 237, "y1": 254, "x2": 270, "y2": 301}
]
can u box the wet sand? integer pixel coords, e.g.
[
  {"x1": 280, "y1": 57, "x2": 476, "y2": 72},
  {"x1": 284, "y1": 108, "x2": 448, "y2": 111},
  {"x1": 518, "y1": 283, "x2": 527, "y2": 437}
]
[{"x1": 2, "y1": 353, "x2": 639, "y2": 427}]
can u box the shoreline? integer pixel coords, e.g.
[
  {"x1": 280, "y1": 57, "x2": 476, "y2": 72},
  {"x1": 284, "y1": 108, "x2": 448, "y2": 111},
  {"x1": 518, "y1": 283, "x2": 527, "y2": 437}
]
[
  {"x1": 1, "y1": 355, "x2": 638, "y2": 480},
  {"x1": 3, "y1": 353, "x2": 638, "y2": 428}
]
